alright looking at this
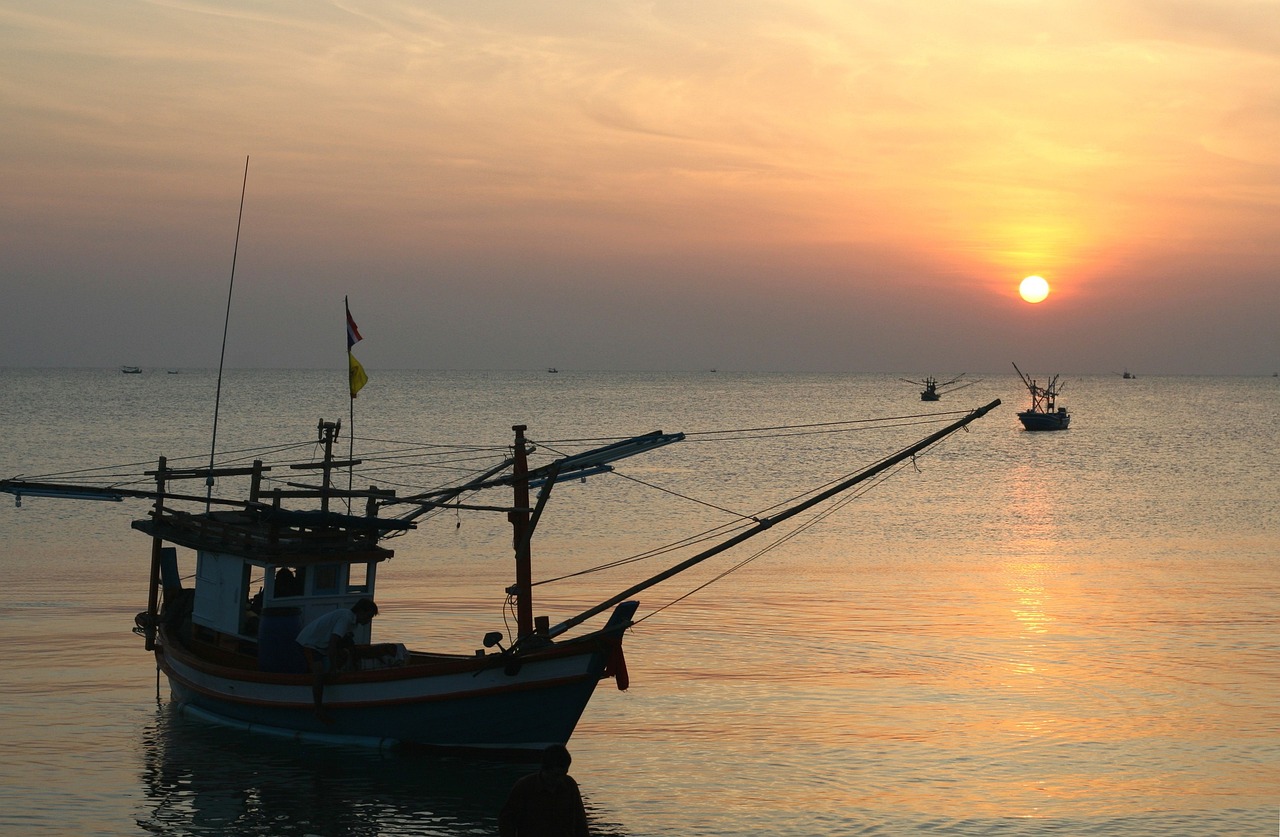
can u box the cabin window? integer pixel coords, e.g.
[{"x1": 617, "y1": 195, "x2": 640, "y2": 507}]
[
  {"x1": 241, "y1": 565, "x2": 265, "y2": 636},
  {"x1": 348, "y1": 562, "x2": 371, "y2": 594},
  {"x1": 313, "y1": 563, "x2": 341, "y2": 595}
]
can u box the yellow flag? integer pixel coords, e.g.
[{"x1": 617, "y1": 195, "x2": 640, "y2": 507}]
[{"x1": 348, "y1": 352, "x2": 368, "y2": 398}]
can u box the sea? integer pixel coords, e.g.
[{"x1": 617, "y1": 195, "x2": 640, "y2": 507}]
[{"x1": 0, "y1": 368, "x2": 1275, "y2": 836}]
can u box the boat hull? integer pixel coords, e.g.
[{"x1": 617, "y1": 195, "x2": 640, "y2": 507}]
[
  {"x1": 1017, "y1": 409, "x2": 1070, "y2": 431},
  {"x1": 157, "y1": 627, "x2": 624, "y2": 755}
]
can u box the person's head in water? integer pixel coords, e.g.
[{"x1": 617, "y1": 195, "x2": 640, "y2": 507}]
[{"x1": 540, "y1": 744, "x2": 572, "y2": 783}]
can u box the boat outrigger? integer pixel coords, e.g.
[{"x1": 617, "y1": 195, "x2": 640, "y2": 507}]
[
  {"x1": 1, "y1": 401, "x2": 1000, "y2": 756},
  {"x1": 1012, "y1": 362, "x2": 1070, "y2": 431}
]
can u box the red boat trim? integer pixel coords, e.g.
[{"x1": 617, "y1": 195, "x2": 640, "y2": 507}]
[{"x1": 603, "y1": 643, "x2": 629, "y2": 690}]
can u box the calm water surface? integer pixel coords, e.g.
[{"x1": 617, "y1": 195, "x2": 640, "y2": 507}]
[{"x1": 0, "y1": 369, "x2": 1276, "y2": 835}]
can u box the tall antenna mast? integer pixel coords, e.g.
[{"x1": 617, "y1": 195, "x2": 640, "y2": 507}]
[{"x1": 207, "y1": 155, "x2": 250, "y2": 508}]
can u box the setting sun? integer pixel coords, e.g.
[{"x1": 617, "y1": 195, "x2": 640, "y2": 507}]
[{"x1": 1019, "y1": 275, "x2": 1050, "y2": 303}]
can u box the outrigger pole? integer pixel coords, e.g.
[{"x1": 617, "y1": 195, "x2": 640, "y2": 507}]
[{"x1": 531, "y1": 397, "x2": 1002, "y2": 647}]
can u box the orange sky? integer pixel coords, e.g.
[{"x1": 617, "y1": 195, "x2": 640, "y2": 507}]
[{"x1": 1, "y1": 1, "x2": 1277, "y2": 373}]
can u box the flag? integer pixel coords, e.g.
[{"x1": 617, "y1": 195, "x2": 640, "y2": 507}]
[
  {"x1": 346, "y1": 299, "x2": 367, "y2": 399},
  {"x1": 349, "y1": 352, "x2": 368, "y2": 399},
  {"x1": 347, "y1": 305, "x2": 363, "y2": 351}
]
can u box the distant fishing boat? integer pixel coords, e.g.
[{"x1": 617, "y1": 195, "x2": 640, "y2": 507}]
[
  {"x1": 121, "y1": 366, "x2": 142, "y2": 374},
  {"x1": 899, "y1": 373, "x2": 977, "y2": 402},
  {"x1": 0, "y1": 384, "x2": 1001, "y2": 755},
  {"x1": 1012, "y1": 362, "x2": 1070, "y2": 431}
]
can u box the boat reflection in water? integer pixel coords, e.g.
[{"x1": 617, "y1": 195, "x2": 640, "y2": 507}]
[{"x1": 137, "y1": 706, "x2": 630, "y2": 836}]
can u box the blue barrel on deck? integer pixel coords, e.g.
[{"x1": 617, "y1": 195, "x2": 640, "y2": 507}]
[{"x1": 258, "y1": 607, "x2": 308, "y2": 674}]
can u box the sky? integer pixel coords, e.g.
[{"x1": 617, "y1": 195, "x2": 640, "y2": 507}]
[{"x1": 2, "y1": 0, "x2": 1277, "y2": 375}]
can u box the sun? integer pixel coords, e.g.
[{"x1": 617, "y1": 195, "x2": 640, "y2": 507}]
[{"x1": 1019, "y1": 275, "x2": 1050, "y2": 303}]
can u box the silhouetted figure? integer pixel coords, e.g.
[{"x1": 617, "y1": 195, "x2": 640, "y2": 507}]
[
  {"x1": 274, "y1": 567, "x2": 302, "y2": 597},
  {"x1": 295, "y1": 598, "x2": 378, "y2": 723},
  {"x1": 498, "y1": 744, "x2": 590, "y2": 837}
]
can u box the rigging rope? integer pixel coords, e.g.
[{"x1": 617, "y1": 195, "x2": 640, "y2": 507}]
[
  {"x1": 530, "y1": 418, "x2": 964, "y2": 621},
  {"x1": 8, "y1": 408, "x2": 976, "y2": 571},
  {"x1": 627, "y1": 454, "x2": 918, "y2": 627}
]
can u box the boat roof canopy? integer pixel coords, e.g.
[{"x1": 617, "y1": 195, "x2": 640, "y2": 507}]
[{"x1": 132, "y1": 509, "x2": 396, "y2": 566}]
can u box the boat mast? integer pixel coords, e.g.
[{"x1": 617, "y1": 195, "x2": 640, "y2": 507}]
[
  {"x1": 143, "y1": 457, "x2": 168, "y2": 651},
  {"x1": 318, "y1": 419, "x2": 338, "y2": 514},
  {"x1": 510, "y1": 425, "x2": 535, "y2": 637}
]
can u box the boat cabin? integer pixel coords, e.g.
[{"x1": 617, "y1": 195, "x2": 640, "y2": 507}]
[
  {"x1": 132, "y1": 425, "x2": 405, "y2": 666},
  {"x1": 144, "y1": 515, "x2": 396, "y2": 667},
  {"x1": 187, "y1": 548, "x2": 378, "y2": 645}
]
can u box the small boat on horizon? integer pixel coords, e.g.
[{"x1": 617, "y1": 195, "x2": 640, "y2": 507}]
[
  {"x1": 1012, "y1": 362, "x2": 1070, "y2": 431},
  {"x1": 121, "y1": 365, "x2": 142, "y2": 374}
]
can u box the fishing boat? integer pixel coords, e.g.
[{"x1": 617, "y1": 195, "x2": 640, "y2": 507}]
[
  {"x1": 1, "y1": 401, "x2": 1000, "y2": 757},
  {"x1": 121, "y1": 365, "x2": 142, "y2": 374},
  {"x1": 1012, "y1": 362, "x2": 1070, "y2": 431},
  {"x1": 900, "y1": 373, "x2": 976, "y2": 402}
]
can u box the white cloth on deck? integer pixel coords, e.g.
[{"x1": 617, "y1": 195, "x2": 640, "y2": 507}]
[{"x1": 295, "y1": 608, "x2": 357, "y2": 651}]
